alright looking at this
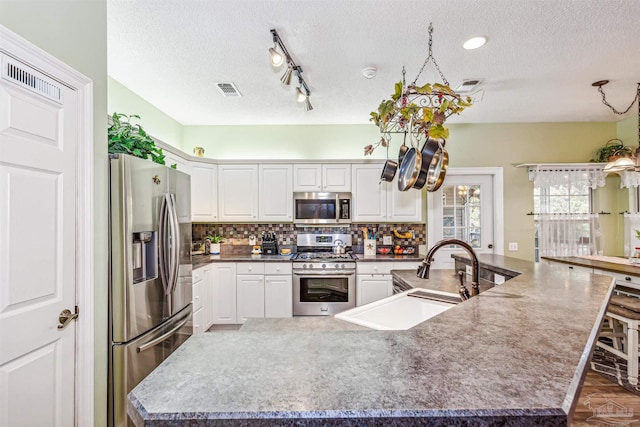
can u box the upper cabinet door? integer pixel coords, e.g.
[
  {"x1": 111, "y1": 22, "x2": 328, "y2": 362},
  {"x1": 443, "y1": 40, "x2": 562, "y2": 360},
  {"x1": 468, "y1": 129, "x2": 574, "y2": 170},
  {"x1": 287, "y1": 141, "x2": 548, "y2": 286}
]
[
  {"x1": 163, "y1": 151, "x2": 191, "y2": 175},
  {"x1": 218, "y1": 164, "x2": 259, "y2": 221},
  {"x1": 388, "y1": 183, "x2": 422, "y2": 222},
  {"x1": 293, "y1": 164, "x2": 351, "y2": 192},
  {"x1": 190, "y1": 163, "x2": 218, "y2": 222},
  {"x1": 259, "y1": 164, "x2": 293, "y2": 222},
  {"x1": 322, "y1": 164, "x2": 351, "y2": 192},
  {"x1": 351, "y1": 164, "x2": 386, "y2": 222},
  {"x1": 293, "y1": 164, "x2": 322, "y2": 192}
]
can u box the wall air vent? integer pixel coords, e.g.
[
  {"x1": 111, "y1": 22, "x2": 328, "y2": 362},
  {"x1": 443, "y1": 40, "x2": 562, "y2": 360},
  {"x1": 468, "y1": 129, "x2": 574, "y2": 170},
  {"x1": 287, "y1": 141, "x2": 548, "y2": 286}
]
[
  {"x1": 455, "y1": 79, "x2": 483, "y2": 94},
  {"x1": 1, "y1": 55, "x2": 63, "y2": 104},
  {"x1": 216, "y1": 82, "x2": 242, "y2": 97}
]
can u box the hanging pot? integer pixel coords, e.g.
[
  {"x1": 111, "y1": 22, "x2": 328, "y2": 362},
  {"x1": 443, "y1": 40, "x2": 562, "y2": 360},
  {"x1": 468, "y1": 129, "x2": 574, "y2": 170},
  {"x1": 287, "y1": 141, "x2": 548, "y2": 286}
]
[
  {"x1": 398, "y1": 132, "x2": 409, "y2": 165},
  {"x1": 425, "y1": 142, "x2": 449, "y2": 192},
  {"x1": 397, "y1": 128, "x2": 422, "y2": 191},
  {"x1": 380, "y1": 137, "x2": 398, "y2": 182},
  {"x1": 413, "y1": 136, "x2": 442, "y2": 190}
]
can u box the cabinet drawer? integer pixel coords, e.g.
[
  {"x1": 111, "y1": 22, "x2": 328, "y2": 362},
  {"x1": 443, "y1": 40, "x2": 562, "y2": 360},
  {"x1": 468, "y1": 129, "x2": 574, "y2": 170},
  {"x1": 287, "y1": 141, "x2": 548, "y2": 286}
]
[
  {"x1": 357, "y1": 262, "x2": 395, "y2": 275},
  {"x1": 265, "y1": 263, "x2": 292, "y2": 275},
  {"x1": 192, "y1": 280, "x2": 203, "y2": 311},
  {"x1": 393, "y1": 261, "x2": 422, "y2": 271},
  {"x1": 192, "y1": 268, "x2": 204, "y2": 284},
  {"x1": 596, "y1": 270, "x2": 640, "y2": 289},
  {"x1": 236, "y1": 262, "x2": 265, "y2": 275}
]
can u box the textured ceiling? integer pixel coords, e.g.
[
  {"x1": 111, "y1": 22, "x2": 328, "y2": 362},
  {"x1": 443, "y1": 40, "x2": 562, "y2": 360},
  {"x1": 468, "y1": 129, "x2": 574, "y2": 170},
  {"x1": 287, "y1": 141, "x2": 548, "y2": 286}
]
[{"x1": 107, "y1": 0, "x2": 640, "y2": 126}]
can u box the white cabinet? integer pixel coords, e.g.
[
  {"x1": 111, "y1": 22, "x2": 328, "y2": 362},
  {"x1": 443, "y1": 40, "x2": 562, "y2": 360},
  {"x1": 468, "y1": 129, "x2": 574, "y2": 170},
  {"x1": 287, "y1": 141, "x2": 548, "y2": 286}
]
[
  {"x1": 218, "y1": 164, "x2": 259, "y2": 221},
  {"x1": 236, "y1": 274, "x2": 265, "y2": 323},
  {"x1": 163, "y1": 150, "x2": 191, "y2": 174},
  {"x1": 351, "y1": 164, "x2": 421, "y2": 222},
  {"x1": 259, "y1": 164, "x2": 293, "y2": 222},
  {"x1": 211, "y1": 263, "x2": 237, "y2": 324},
  {"x1": 293, "y1": 164, "x2": 351, "y2": 192},
  {"x1": 190, "y1": 163, "x2": 218, "y2": 222},
  {"x1": 356, "y1": 262, "x2": 395, "y2": 306},
  {"x1": 594, "y1": 269, "x2": 640, "y2": 291},
  {"x1": 265, "y1": 263, "x2": 293, "y2": 318},
  {"x1": 191, "y1": 264, "x2": 213, "y2": 333}
]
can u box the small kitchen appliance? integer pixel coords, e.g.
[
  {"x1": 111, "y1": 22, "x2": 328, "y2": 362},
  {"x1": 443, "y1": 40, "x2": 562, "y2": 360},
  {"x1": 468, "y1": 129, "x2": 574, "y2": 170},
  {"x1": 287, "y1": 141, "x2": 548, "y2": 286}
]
[
  {"x1": 261, "y1": 232, "x2": 279, "y2": 255},
  {"x1": 292, "y1": 233, "x2": 356, "y2": 315}
]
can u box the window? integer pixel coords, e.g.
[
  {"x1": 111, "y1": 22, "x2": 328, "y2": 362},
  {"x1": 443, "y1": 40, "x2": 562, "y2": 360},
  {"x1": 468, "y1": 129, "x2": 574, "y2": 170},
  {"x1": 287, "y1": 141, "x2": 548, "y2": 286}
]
[{"x1": 529, "y1": 166, "x2": 605, "y2": 262}]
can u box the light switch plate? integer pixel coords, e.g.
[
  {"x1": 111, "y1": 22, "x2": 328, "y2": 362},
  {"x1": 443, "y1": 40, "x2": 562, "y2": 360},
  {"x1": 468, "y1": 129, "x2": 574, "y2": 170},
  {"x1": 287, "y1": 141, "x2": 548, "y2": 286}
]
[
  {"x1": 383, "y1": 235, "x2": 393, "y2": 245},
  {"x1": 508, "y1": 242, "x2": 518, "y2": 251}
]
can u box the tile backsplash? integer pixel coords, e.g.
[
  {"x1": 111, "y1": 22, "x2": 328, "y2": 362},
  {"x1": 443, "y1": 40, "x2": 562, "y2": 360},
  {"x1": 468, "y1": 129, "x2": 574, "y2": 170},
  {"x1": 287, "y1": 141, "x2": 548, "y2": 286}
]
[{"x1": 192, "y1": 223, "x2": 425, "y2": 252}]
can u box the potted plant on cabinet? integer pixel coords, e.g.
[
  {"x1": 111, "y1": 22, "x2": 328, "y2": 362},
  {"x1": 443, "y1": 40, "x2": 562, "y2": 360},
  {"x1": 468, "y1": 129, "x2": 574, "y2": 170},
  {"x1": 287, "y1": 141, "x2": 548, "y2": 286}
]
[
  {"x1": 108, "y1": 112, "x2": 166, "y2": 165},
  {"x1": 205, "y1": 235, "x2": 225, "y2": 255}
]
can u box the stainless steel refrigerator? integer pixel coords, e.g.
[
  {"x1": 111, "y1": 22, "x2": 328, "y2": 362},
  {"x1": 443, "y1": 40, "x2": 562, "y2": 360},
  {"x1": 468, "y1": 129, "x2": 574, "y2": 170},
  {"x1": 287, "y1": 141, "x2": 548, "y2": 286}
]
[{"x1": 108, "y1": 154, "x2": 193, "y2": 427}]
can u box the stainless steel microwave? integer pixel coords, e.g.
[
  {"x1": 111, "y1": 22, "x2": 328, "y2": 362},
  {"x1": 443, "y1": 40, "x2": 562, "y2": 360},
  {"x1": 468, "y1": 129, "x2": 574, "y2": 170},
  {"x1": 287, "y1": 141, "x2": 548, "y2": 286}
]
[{"x1": 293, "y1": 192, "x2": 351, "y2": 224}]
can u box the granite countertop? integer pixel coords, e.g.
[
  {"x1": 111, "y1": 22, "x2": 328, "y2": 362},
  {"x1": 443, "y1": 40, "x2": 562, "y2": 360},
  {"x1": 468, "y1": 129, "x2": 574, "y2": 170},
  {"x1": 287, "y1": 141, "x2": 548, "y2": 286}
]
[
  {"x1": 129, "y1": 254, "x2": 614, "y2": 426},
  {"x1": 192, "y1": 253, "x2": 423, "y2": 269},
  {"x1": 543, "y1": 255, "x2": 640, "y2": 276}
]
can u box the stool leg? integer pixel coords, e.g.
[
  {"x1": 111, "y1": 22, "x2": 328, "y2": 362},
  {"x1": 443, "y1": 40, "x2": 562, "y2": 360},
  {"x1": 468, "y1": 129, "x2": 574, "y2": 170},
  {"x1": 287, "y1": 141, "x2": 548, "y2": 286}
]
[{"x1": 628, "y1": 319, "x2": 639, "y2": 386}]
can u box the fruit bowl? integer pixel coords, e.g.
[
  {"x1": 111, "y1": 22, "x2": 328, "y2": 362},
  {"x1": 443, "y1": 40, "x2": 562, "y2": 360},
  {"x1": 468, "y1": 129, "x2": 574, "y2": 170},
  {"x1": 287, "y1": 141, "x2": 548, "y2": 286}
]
[{"x1": 377, "y1": 247, "x2": 391, "y2": 255}]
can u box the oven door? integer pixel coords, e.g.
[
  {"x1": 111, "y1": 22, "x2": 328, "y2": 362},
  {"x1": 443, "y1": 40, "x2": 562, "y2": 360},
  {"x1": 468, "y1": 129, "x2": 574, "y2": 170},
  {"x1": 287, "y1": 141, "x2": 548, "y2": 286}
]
[{"x1": 293, "y1": 271, "x2": 355, "y2": 315}]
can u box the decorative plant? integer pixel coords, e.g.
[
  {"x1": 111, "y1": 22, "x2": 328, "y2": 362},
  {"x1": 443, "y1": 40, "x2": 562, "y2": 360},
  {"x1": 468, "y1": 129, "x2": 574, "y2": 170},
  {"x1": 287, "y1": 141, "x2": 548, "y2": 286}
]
[
  {"x1": 591, "y1": 139, "x2": 632, "y2": 163},
  {"x1": 635, "y1": 229, "x2": 640, "y2": 240},
  {"x1": 205, "y1": 235, "x2": 225, "y2": 244},
  {"x1": 108, "y1": 113, "x2": 165, "y2": 165},
  {"x1": 364, "y1": 81, "x2": 472, "y2": 155}
]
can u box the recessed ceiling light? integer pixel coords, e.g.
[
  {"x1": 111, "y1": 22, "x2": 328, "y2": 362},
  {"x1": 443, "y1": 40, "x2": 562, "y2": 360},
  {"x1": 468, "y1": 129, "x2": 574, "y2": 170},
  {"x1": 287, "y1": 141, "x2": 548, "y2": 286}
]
[
  {"x1": 463, "y1": 36, "x2": 487, "y2": 50},
  {"x1": 362, "y1": 67, "x2": 377, "y2": 79}
]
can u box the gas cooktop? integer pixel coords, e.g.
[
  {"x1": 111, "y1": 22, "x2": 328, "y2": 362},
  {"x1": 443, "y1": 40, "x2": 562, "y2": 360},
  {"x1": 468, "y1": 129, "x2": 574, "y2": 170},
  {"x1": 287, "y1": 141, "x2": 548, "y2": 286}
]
[{"x1": 292, "y1": 252, "x2": 356, "y2": 261}]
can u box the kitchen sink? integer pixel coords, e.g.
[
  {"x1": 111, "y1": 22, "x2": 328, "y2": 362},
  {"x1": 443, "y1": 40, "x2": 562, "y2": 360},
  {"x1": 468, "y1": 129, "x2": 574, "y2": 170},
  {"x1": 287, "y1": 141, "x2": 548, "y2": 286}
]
[{"x1": 335, "y1": 289, "x2": 458, "y2": 330}]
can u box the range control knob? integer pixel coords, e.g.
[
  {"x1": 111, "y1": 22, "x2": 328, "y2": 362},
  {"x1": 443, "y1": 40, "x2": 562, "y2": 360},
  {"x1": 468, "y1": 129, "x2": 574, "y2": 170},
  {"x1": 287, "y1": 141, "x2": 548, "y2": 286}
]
[
  {"x1": 303, "y1": 264, "x2": 308, "y2": 269},
  {"x1": 341, "y1": 264, "x2": 346, "y2": 269},
  {"x1": 322, "y1": 264, "x2": 326, "y2": 269},
  {"x1": 334, "y1": 263, "x2": 339, "y2": 269}
]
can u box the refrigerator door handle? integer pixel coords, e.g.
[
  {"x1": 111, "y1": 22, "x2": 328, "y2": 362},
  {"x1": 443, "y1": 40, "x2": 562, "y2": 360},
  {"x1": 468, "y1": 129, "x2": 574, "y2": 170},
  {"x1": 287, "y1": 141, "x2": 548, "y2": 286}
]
[
  {"x1": 167, "y1": 193, "x2": 180, "y2": 295},
  {"x1": 158, "y1": 193, "x2": 171, "y2": 295},
  {"x1": 135, "y1": 314, "x2": 190, "y2": 353}
]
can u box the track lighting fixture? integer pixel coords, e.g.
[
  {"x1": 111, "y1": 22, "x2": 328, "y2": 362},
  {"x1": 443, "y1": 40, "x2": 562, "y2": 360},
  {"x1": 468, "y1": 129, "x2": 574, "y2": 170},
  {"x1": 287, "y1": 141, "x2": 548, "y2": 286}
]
[{"x1": 269, "y1": 29, "x2": 313, "y2": 111}]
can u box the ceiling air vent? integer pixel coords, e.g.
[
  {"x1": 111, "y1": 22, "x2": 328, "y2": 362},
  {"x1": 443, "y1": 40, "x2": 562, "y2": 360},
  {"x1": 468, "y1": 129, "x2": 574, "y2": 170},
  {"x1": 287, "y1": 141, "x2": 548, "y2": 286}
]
[
  {"x1": 216, "y1": 82, "x2": 242, "y2": 97},
  {"x1": 1, "y1": 55, "x2": 63, "y2": 104},
  {"x1": 455, "y1": 79, "x2": 483, "y2": 94}
]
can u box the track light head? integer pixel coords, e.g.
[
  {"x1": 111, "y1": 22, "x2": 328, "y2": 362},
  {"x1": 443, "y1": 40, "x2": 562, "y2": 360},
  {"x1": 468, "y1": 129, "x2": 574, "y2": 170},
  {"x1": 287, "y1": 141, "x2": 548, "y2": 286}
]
[
  {"x1": 280, "y1": 64, "x2": 293, "y2": 85},
  {"x1": 304, "y1": 97, "x2": 313, "y2": 111},
  {"x1": 269, "y1": 46, "x2": 284, "y2": 67},
  {"x1": 296, "y1": 87, "x2": 307, "y2": 103}
]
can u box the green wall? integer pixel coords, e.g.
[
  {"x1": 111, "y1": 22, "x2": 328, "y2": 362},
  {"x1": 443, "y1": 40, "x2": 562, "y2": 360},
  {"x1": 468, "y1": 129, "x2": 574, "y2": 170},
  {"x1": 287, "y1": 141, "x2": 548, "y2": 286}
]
[
  {"x1": 0, "y1": 1, "x2": 109, "y2": 425},
  {"x1": 109, "y1": 76, "x2": 184, "y2": 149}
]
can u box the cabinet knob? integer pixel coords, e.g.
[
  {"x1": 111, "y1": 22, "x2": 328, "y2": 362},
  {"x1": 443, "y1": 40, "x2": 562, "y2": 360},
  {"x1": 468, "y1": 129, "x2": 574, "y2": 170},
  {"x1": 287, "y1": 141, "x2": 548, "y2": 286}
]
[{"x1": 626, "y1": 277, "x2": 632, "y2": 281}]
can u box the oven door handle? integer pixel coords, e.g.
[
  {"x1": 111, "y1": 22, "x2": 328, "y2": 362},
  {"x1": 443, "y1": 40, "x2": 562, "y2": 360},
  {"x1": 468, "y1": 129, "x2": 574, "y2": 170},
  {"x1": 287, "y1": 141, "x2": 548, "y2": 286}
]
[{"x1": 292, "y1": 271, "x2": 355, "y2": 277}]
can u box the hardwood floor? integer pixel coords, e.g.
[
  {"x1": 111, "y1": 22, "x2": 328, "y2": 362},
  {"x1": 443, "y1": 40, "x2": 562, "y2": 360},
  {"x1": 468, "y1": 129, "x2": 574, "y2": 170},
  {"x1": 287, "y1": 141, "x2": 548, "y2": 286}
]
[{"x1": 572, "y1": 369, "x2": 640, "y2": 426}]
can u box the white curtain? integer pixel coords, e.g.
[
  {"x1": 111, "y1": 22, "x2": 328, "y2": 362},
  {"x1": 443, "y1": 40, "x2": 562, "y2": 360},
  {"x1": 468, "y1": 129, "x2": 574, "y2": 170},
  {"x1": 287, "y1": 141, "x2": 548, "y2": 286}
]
[
  {"x1": 531, "y1": 166, "x2": 606, "y2": 258},
  {"x1": 620, "y1": 170, "x2": 640, "y2": 189},
  {"x1": 623, "y1": 212, "x2": 640, "y2": 257},
  {"x1": 536, "y1": 213, "x2": 603, "y2": 257}
]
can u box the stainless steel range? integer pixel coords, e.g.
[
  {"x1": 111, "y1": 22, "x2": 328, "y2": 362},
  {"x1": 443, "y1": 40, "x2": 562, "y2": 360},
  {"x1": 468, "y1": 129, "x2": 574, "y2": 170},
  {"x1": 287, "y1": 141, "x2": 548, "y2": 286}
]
[{"x1": 292, "y1": 233, "x2": 356, "y2": 316}]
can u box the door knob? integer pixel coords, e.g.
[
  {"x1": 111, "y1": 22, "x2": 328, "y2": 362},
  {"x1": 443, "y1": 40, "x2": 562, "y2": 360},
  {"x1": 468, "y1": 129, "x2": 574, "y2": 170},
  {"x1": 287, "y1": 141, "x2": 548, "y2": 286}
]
[
  {"x1": 488, "y1": 244, "x2": 493, "y2": 249},
  {"x1": 58, "y1": 307, "x2": 79, "y2": 330}
]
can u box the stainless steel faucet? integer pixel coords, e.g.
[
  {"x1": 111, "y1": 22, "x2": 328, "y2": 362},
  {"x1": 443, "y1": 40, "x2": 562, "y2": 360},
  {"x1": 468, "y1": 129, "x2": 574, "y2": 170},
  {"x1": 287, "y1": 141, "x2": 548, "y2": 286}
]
[{"x1": 417, "y1": 239, "x2": 480, "y2": 300}]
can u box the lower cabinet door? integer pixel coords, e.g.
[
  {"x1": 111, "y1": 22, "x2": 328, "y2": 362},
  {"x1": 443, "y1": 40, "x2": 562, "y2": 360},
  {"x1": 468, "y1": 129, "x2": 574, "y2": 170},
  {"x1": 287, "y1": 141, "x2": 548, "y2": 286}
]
[
  {"x1": 265, "y1": 275, "x2": 293, "y2": 318},
  {"x1": 236, "y1": 275, "x2": 265, "y2": 323},
  {"x1": 212, "y1": 263, "x2": 237, "y2": 324},
  {"x1": 356, "y1": 275, "x2": 392, "y2": 306},
  {"x1": 192, "y1": 307, "x2": 204, "y2": 334}
]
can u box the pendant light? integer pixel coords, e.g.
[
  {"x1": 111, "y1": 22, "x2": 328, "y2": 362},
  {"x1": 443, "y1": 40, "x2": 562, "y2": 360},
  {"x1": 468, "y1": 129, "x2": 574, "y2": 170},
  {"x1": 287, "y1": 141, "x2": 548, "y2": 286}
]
[{"x1": 594, "y1": 81, "x2": 640, "y2": 173}]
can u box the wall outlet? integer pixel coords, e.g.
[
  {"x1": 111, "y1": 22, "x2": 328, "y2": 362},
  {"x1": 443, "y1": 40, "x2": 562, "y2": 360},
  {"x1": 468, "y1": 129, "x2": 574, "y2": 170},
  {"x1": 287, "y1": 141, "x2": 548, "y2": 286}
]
[
  {"x1": 508, "y1": 242, "x2": 518, "y2": 251},
  {"x1": 383, "y1": 235, "x2": 393, "y2": 245},
  {"x1": 466, "y1": 265, "x2": 472, "y2": 275}
]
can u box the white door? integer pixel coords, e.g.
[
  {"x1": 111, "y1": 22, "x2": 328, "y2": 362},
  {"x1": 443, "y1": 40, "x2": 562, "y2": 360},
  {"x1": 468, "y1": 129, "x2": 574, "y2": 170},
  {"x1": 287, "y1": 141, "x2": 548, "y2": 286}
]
[
  {"x1": 0, "y1": 55, "x2": 78, "y2": 426},
  {"x1": 259, "y1": 164, "x2": 293, "y2": 222},
  {"x1": 428, "y1": 173, "x2": 497, "y2": 269}
]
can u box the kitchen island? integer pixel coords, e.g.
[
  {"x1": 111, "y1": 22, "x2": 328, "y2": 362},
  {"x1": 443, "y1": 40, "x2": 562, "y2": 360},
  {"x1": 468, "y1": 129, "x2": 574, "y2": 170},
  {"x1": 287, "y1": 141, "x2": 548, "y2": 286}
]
[{"x1": 128, "y1": 254, "x2": 614, "y2": 426}]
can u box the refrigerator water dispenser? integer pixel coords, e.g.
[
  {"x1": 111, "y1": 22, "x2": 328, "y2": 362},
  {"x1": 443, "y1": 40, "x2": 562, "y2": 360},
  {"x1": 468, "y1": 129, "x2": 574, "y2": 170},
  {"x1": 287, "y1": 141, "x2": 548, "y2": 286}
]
[{"x1": 132, "y1": 231, "x2": 157, "y2": 283}]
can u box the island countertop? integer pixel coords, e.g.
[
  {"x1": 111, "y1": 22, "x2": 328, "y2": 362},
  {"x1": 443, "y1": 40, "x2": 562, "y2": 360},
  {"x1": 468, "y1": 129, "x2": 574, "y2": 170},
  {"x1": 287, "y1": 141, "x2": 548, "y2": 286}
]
[{"x1": 128, "y1": 254, "x2": 614, "y2": 426}]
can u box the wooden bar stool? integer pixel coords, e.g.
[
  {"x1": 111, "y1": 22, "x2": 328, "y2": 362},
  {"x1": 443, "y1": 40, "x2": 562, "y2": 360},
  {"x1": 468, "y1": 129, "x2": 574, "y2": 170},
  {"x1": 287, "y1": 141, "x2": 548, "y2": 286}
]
[{"x1": 597, "y1": 294, "x2": 640, "y2": 385}]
